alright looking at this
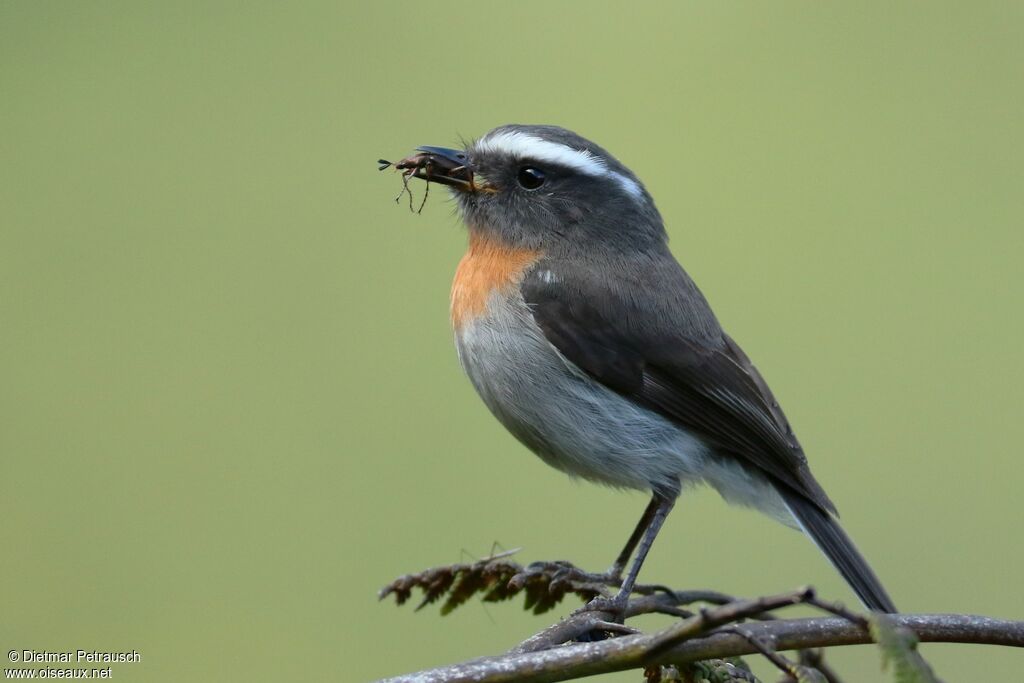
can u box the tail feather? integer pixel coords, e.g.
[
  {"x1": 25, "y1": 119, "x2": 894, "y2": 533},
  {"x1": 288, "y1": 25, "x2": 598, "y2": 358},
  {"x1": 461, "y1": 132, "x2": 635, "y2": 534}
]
[{"x1": 780, "y1": 487, "x2": 897, "y2": 613}]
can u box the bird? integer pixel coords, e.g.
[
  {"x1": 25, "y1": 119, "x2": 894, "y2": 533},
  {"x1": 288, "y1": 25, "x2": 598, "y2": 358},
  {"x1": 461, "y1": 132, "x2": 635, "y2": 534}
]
[{"x1": 393, "y1": 124, "x2": 897, "y2": 614}]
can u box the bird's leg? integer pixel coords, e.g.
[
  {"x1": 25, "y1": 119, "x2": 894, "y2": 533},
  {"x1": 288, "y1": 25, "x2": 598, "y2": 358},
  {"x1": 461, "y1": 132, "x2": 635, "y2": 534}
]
[
  {"x1": 533, "y1": 495, "x2": 664, "y2": 591},
  {"x1": 607, "y1": 495, "x2": 662, "y2": 580},
  {"x1": 580, "y1": 493, "x2": 676, "y2": 617},
  {"x1": 615, "y1": 494, "x2": 675, "y2": 602}
]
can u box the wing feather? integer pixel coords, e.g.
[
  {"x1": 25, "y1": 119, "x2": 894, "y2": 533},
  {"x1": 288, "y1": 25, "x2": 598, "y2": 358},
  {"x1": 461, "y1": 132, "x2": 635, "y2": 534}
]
[{"x1": 522, "y1": 261, "x2": 836, "y2": 514}]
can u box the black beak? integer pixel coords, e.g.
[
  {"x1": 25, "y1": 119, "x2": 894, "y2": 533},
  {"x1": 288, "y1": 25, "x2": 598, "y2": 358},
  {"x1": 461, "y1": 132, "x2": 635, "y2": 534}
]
[
  {"x1": 415, "y1": 146, "x2": 467, "y2": 166},
  {"x1": 394, "y1": 146, "x2": 475, "y2": 191}
]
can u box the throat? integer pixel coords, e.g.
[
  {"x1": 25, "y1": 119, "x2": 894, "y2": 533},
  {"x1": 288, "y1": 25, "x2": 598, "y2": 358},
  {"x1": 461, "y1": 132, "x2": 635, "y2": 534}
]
[{"x1": 450, "y1": 231, "x2": 541, "y2": 329}]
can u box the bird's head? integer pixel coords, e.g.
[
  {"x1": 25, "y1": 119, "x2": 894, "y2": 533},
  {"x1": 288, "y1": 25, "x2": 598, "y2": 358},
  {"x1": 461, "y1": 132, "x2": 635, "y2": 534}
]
[{"x1": 401, "y1": 124, "x2": 667, "y2": 254}]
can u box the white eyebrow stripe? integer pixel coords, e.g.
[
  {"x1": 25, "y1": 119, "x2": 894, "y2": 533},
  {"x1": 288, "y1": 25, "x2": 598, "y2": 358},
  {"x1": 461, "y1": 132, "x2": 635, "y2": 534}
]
[{"x1": 475, "y1": 131, "x2": 643, "y2": 199}]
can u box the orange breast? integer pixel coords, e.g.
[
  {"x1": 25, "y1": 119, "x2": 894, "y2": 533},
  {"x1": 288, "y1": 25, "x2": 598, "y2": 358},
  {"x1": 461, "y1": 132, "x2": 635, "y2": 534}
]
[{"x1": 450, "y1": 232, "x2": 541, "y2": 329}]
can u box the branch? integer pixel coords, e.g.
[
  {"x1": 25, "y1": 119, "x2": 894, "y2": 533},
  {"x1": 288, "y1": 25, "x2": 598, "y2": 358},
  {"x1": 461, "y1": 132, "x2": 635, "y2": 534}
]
[
  {"x1": 376, "y1": 614, "x2": 1024, "y2": 683},
  {"x1": 377, "y1": 557, "x2": 1023, "y2": 682}
]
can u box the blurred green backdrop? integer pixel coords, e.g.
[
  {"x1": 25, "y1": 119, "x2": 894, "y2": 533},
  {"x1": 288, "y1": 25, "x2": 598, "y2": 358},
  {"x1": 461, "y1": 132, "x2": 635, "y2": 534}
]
[{"x1": 2, "y1": 2, "x2": 1021, "y2": 681}]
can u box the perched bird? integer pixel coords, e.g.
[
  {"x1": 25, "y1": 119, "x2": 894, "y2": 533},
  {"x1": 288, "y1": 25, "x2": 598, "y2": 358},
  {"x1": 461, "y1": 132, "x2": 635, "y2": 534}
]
[{"x1": 394, "y1": 124, "x2": 896, "y2": 613}]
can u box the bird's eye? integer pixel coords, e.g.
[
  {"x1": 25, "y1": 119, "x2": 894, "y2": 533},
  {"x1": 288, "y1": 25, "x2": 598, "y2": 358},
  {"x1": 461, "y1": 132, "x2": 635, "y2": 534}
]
[{"x1": 517, "y1": 167, "x2": 545, "y2": 190}]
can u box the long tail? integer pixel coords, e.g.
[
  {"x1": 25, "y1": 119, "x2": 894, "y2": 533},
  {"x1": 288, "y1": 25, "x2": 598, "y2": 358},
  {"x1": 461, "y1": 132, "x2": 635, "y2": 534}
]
[{"x1": 780, "y1": 487, "x2": 898, "y2": 613}]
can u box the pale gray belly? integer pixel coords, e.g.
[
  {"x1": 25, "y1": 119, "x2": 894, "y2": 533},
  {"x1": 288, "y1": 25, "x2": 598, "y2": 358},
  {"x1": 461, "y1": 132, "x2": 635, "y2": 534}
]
[
  {"x1": 454, "y1": 290, "x2": 712, "y2": 495},
  {"x1": 455, "y1": 290, "x2": 795, "y2": 523}
]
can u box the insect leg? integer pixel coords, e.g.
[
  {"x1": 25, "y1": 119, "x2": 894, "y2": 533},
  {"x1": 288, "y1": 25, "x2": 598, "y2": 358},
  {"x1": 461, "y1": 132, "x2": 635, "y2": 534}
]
[{"x1": 416, "y1": 162, "x2": 432, "y2": 214}]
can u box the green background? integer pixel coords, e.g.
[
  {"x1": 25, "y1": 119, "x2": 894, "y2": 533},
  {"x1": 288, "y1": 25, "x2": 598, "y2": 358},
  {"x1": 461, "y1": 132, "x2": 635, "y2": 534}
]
[{"x1": 2, "y1": 2, "x2": 1021, "y2": 681}]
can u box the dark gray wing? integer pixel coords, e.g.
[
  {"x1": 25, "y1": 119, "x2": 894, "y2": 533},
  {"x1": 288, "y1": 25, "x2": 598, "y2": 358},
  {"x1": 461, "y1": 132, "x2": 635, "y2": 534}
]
[{"x1": 522, "y1": 260, "x2": 836, "y2": 515}]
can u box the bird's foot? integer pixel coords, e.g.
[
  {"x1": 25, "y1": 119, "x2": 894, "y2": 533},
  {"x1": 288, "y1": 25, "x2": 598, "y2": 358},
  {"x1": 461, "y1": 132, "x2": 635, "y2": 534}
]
[
  {"x1": 573, "y1": 591, "x2": 630, "y2": 621},
  {"x1": 512, "y1": 560, "x2": 671, "y2": 598}
]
